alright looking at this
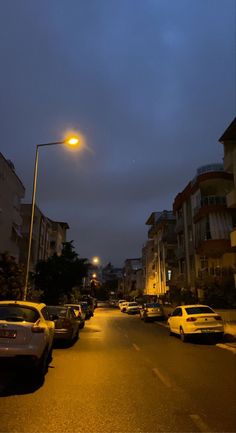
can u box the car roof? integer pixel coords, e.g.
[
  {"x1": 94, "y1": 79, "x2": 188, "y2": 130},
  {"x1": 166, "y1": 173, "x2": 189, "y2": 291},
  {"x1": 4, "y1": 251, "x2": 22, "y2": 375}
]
[
  {"x1": 0, "y1": 300, "x2": 46, "y2": 309},
  {"x1": 176, "y1": 304, "x2": 213, "y2": 309}
]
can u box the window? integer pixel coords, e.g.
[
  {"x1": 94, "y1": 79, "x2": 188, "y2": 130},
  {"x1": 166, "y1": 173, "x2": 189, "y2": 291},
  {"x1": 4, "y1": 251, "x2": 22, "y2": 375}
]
[
  {"x1": 185, "y1": 306, "x2": 214, "y2": 315},
  {"x1": 41, "y1": 307, "x2": 49, "y2": 320},
  {"x1": 0, "y1": 306, "x2": 40, "y2": 323}
]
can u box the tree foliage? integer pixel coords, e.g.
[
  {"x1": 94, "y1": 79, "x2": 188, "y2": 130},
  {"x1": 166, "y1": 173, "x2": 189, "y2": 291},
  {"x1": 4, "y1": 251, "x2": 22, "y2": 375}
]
[
  {"x1": 0, "y1": 252, "x2": 24, "y2": 300},
  {"x1": 35, "y1": 241, "x2": 89, "y2": 304}
]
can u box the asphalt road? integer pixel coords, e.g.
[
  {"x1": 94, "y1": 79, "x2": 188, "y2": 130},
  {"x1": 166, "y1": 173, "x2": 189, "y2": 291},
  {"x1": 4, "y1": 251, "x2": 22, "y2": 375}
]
[{"x1": 0, "y1": 304, "x2": 236, "y2": 433}]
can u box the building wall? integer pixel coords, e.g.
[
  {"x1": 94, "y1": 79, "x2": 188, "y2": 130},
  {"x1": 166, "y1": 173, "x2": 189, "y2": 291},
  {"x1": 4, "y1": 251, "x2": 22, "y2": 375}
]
[
  {"x1": 173, "y1": 164, "x2": 236, "y2": 293},
  {"x1": 0, "y1": 153, "x2": 25, "y2": 261}
]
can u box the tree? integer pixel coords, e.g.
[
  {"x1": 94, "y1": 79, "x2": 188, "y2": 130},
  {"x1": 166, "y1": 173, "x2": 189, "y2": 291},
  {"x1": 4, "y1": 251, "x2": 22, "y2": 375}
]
[
  {"x1": 0, "y1": 252, "x2": 24, "y2": 300},
  {"x1": 35, "y1": 241, "x2": 89, "y2": 304}
]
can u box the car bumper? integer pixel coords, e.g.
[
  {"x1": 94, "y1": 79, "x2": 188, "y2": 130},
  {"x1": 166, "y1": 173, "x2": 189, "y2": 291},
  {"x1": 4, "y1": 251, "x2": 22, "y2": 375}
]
[
  {"x1": 127, "y1": 309, "x2": 140, "y2": 314},
  {"x1": 53, "y1": 329, "x2": 73, "y2": 340},
  {"x1": 0, "y1": 343, "x2": 45, "y2": 360},
  {"x1": 185, "y1": 325, "x2": 224, "y2": 334}
]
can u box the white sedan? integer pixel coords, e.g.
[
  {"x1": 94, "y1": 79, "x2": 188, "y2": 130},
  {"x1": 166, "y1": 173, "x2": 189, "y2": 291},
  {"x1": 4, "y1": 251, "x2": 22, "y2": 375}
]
[
  {"x1": 167, "y1": 304, "x2": 224, "y2": 342},
  {"x1": 0, "y1": 300, "x2": 55, "y2": 380}
]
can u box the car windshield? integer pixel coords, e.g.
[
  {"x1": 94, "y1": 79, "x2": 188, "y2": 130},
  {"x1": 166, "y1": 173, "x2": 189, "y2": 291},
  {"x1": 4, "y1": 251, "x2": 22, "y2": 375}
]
[
  {"x1": 47, "y1": 306, "x2": 67, "y2": 318},
  {"x1": 146, "y1": 303, "x2": 161, "y2": 308},
  {"x1": 0, "y1": 305, "x2": 40, "y2": 323},
  {"x1": 185, "y1": 306, "x2": 214, "y2": 315},
  {"x1": 128, "y1": 302, "x2": 138, "y2": 306}
]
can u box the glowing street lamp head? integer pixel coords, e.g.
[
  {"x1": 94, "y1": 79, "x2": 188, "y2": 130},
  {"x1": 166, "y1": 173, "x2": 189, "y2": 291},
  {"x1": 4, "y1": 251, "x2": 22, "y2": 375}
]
[{"x1": 67, "y1": 137, "x2": 79, "y2": 146}]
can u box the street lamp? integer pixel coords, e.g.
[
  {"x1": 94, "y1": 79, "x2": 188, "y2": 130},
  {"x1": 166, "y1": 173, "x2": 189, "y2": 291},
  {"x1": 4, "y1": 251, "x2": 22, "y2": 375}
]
[{"x1": 23, "y1": 135, "x2": 79, "y2": 301}]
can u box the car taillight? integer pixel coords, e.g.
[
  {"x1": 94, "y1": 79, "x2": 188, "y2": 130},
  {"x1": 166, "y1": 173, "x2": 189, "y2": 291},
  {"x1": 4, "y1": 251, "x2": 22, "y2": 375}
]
[
  {"x1": 186, "y1": 317, "x2": 197, "y2": 322},
  {"x1": 31, "y1": 325, "x2": 45, "y2": 333},
  {"x1": 214, "y1": 315, "x2": 222, "y2": 321}
]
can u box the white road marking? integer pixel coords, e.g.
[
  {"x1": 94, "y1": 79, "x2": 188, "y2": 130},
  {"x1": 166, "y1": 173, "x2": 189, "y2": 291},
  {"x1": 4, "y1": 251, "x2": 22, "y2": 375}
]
[
  {"x1": 152, "y1": 367, "x2": 172, "y2": 388},
  {"x1": 132, "y1": 343, "x2": 140, "y2": 351},
  {"x1": 216, "y1": 343, "x2": 236, "y2": 354},
  {"x1": 190, "y1": 414, "x2": 211, "y2": 432}
]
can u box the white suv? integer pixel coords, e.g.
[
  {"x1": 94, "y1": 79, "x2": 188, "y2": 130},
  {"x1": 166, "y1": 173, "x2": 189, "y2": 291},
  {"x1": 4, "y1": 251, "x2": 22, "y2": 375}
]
[{"x1": 0, "y1": 301, "x2": 55, "y2": 380}]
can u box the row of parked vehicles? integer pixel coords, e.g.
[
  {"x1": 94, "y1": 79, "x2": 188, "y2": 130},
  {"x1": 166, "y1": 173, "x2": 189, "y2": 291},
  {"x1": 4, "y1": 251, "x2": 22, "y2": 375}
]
[
  {"x1": 0, "y1": 297, "x2": 96, "y2": 383},
  {"x1": 116, "y1": 299, "x2": 225, "y2": 342}
]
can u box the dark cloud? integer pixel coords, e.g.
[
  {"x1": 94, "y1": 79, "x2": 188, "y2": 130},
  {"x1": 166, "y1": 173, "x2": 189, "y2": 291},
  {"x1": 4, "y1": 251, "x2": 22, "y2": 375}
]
[{"x1": 0, "y1": 0, "x2": 235, "y2": 265}]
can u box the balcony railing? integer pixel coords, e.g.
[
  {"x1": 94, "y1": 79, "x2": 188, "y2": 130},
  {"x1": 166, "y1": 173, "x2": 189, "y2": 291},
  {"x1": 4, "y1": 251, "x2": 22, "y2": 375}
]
[{"x1": 194, "y1": 195, "x2": 226, "y2": 215}]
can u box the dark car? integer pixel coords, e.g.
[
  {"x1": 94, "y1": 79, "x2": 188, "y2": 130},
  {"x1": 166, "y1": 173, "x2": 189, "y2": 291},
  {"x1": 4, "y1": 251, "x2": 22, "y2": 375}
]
[
  {"x1": 80, "y1": 301, "x2": 93, "y2": 319},
  {"x1": 47, "y1": 306, "x2": 80, "y2": 344},
  {"x1": 65, "y1": 304, "x2": 85, "y2": 329}
]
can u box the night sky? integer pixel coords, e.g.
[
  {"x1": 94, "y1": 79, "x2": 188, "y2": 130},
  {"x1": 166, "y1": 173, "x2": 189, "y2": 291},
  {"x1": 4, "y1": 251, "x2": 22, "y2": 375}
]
[{"x1": 0, "y1": 1, "x2": 235, "y2": 266}]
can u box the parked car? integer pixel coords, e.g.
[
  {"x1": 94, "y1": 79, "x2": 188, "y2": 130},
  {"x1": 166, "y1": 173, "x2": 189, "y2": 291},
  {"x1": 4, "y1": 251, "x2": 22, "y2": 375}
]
[
  {"x1": 65, "y1": 304, "x2": 85, "y2": 329},
  {"x1": 0, "y1": 300, "x2": 55, "y2": 380},
  {"x1": 47, "y1": 306, "x2": 80, "y2": 343},
  {"x1": 126, "y1": 302, "x2": 140, "y2": 314},
  {"x1": 80, "y1": 301, "x2": 93, "y2": 319},
  {"x1": 139, "y1": 302, "x2": 164, "y2": 321},
  {"x1": 167, "y1": 304, "x2": 224, "y2": 342},
  {"x1": 120, "y1": 301, "x2": 129, "y2": 312},
  {"x1": 118, "y1": 300, "x2": 127, "y2": 309}
]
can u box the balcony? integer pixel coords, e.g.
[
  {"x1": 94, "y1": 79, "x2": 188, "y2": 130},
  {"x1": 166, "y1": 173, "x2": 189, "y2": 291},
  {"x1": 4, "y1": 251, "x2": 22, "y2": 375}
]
[
  {"x1": 230, "y1": 227, "x2": 236, "y2": 247},
  {"x1": 194, "y1": 195, "x2": 227, "y2": 221},
  {"x1": 226, "y1": 189, "x2": 236, "y2": 208},
  {"x1": 195, "y1": 239, "x2": 231, "y2": 257}
]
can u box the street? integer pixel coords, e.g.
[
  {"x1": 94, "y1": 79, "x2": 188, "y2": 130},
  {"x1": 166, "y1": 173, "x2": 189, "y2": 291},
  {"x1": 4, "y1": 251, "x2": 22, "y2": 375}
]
[{"x1": 0, "y1": 304, "x2": 236, "y2": 433}]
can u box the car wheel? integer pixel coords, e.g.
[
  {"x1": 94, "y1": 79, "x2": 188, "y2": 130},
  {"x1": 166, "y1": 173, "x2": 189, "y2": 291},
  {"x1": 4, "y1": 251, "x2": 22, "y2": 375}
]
[
  {"x1": 79, "y1": 321, "x2": 85, "y2": 329},
  {"x1": 47, "y1": 346, "x2": 53, "y2": 364},
  {"x1": 169, "y1": 328, "x2": 173, "y2": 336},
  {"x1": 180, "y1": 327, "x2": 187, "y2": 342}
]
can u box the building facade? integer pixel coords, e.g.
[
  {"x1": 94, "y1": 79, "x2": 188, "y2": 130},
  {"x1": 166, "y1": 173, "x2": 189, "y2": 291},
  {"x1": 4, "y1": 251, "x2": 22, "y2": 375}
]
[
  {"x1": 219, "y1": 117, "x2": 236, "y2": 285},
  {"x1": 145, "y1": 211, "x2": 177, "y2": 296},
  {"x1": 0, "y1": 153, "x2": 25, "y2": 261},
  {"x1": 20, "y1": 204, "x2": 69, "y2": 271},
  {"x1": 173, "y1": 163, "x2": 236, "y2": 299},
  {"x1": 123, "y1": 258, "x2": 142, "y2": 296}
]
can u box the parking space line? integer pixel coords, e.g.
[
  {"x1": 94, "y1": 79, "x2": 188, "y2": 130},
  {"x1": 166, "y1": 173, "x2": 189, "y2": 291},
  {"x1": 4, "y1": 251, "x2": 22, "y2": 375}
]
[
  {"x1": 132, "y1": 343, "x2": 140, "y2": 351},
  {"x1": 189, "y1": 414, "x2": 211, "y2": 432},
  {"x1": 152, "y1": 367, "x2": 172, "y2": 388}
]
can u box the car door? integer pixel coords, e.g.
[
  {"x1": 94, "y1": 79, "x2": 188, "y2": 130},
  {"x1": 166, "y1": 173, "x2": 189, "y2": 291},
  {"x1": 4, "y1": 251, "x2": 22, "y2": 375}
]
[{"x1": 169, "y1": 308, "x2": 182, "y2": 333}]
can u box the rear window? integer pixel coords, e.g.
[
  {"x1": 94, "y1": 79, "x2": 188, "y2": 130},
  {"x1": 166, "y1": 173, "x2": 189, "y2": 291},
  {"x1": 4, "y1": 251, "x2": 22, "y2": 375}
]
[
  {"x1": 0, "y1": 305, "x2": 40, "y2": 323},
  {"x1": 47, "y1": 306, "x2": 67, "y2": 317},
  {"x1": 185, "y1": 306, "x2": 214, "y2": 315},
  {"x1": 146, "y1": 303, "x2": 161, "y2": 308}
]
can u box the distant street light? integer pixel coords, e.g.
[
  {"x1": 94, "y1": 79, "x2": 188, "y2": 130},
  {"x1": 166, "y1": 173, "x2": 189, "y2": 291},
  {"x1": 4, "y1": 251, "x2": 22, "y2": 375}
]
[
  {"x1": 92, "y1": 256, "x2": 100, "y2": 265},
  {"x1": 23, "y1": 134, "x2": 80, "y2": 301}
]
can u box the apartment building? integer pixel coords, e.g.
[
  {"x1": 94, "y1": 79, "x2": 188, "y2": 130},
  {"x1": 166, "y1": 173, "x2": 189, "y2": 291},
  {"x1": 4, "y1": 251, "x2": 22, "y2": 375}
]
[
  {"x1": 0, "y1": 153, "x2": 25, "y2": 261},
  {"x1": 145, "y1": 211, "x2": 177, "y2": 296},
  {"x1": 49, "y1": 219, "x2": 69, "y2": 256},
  {"x1": 123, "y1": 258, "x2": 142, "y2": 296},
  {"x1": 219, "y1": 117, "x2": 236, "y2": 285},
  {"x1": 20, "y1": 204, "x2": 69, "y2": 271},
  {"x1": 173, "y1": 163, "x2": 236, "y2": 298}
]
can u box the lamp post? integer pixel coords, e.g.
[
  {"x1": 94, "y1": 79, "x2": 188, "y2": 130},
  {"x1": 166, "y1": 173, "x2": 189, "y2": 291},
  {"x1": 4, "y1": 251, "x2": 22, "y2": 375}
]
[{"x1": 23, "y1": 136, "x2": 79, "y2": 301}]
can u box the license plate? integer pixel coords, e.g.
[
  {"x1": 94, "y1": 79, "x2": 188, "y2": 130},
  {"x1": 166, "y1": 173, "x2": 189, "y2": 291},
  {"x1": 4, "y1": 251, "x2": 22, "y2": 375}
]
[
  {"x1": 0, "y1": 329, "x2": 17, "y2": 338},
  {"x1": 201, "y1": 329, "x2": 216, "y2": 333}
]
